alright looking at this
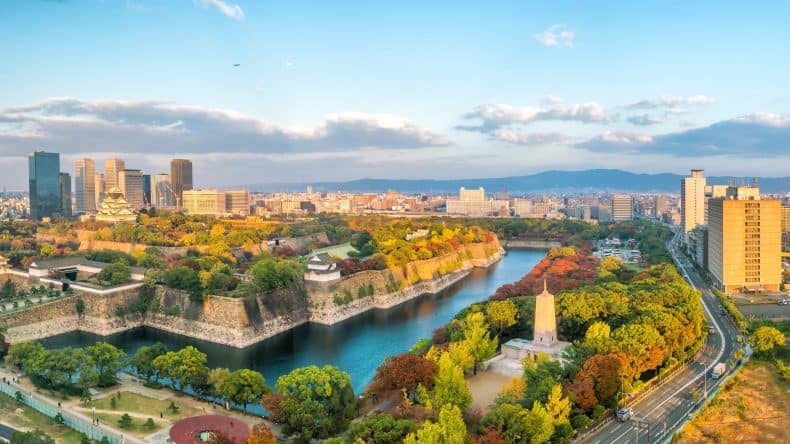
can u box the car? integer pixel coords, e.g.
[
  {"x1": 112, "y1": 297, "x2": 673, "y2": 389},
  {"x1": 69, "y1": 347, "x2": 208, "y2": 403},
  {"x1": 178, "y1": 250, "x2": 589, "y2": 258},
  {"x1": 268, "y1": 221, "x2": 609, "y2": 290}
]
[
  {"x1": 616, "y1": 407, "x2": 633, "y2": 422},
  {"x1": 736, "y1": 335, "x2": 743, "y2": 343},
  {"x1": 708, "y1": 326, "x2": 715, "y2": 334}
]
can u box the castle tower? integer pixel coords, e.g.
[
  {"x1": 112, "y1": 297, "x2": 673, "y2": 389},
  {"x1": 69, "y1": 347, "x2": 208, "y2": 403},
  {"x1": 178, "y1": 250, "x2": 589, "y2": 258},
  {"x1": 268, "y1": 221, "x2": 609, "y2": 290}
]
[{"x1": 534, "y1": 280, "x2": 558, "y2": 345}]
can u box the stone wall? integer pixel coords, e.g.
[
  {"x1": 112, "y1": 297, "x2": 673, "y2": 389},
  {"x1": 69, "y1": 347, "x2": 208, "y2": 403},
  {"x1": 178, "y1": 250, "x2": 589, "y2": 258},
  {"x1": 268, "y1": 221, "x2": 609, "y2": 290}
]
[{"x1": 502, "y1": 239, "x2": 563, "y2": 249}]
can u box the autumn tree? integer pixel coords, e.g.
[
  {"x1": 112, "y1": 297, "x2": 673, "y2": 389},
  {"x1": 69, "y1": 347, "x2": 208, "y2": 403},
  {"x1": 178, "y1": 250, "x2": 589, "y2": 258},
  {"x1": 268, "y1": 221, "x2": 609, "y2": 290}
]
[
  {"x1": 486, "y1": 299, "x2": 518, "y2": 338},
  {"x1": 404, "y1": 404, "x2": 466, "y2": 444},
  {"x1": 247, "y1": 422, "x2": 276, "y2": 444},
  {"x1": 567, "y1": 353, "x2": 629, "y2": 411},
  {"x1": 344, "y1": 414, "x2": 415, "y2": 444},
  {"x1": 369, "y1": 354, "x2": 437, "y2": 401},
  {"x1": 222, "y1": 369, "x2": 269, "y2": 412},
  {"x1": 461, "y1": 312, "x2": 498, "y2": 375},
  {"x1": 750, "y1": 326, "x2": 785, "y2": 355},
  {"x1": 481, "y1": 401, "x2": 554, "y2": 444},
  {"x1": 422, "y1": 352, "x2": 471, "y2": 411}
]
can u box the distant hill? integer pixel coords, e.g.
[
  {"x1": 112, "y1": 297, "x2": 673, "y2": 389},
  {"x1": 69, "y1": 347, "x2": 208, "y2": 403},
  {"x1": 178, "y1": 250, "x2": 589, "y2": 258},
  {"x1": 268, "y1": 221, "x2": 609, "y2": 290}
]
[{"x1": 245, "y1": 169, "x2": 790, "y2": 194}]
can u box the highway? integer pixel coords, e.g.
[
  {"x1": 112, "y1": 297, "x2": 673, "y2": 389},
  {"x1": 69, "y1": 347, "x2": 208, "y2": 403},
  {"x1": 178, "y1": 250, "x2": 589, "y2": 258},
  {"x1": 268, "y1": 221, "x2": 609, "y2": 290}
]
[{"x1": 583, "y1": 228, "x2": 742, "y2": 444}]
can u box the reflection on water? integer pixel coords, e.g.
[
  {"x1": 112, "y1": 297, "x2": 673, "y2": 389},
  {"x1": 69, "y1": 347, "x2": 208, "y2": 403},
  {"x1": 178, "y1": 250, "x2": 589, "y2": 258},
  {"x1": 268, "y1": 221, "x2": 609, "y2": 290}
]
[{"x1": 40, "y1": 250, "x2": 544, "y2": 394}]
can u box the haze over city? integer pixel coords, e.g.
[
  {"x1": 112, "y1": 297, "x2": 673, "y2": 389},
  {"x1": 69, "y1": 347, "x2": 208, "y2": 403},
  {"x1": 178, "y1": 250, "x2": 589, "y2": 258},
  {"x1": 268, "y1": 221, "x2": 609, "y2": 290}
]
[{"x1": 2, "y1": 0, "x2": 790, "y2": 190}]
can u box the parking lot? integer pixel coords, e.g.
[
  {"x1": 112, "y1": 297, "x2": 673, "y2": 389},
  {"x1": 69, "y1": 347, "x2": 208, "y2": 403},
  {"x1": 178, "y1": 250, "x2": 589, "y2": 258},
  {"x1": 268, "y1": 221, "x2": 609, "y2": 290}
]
[{"x1": 736, "y1": 301, "x2": 790, "y2": 320}]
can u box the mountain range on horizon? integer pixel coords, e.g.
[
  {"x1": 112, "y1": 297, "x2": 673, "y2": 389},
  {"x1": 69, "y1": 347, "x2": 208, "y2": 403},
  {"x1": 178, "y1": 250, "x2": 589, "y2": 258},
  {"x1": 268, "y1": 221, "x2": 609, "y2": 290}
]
[{"x1": 243, "y1": 169, "x2": 790, "y2": 194}]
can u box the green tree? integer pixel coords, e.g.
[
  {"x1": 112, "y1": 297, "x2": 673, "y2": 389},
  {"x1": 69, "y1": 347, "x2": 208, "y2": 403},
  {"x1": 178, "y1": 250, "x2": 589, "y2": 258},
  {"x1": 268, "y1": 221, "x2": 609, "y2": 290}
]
[
  {"x1": 461, "y1": 312, "x2": 498, "y2": 374},
  {"x1": 152, "y1": 346, "x2": 208, "y2": 392},
  {"x1": 131, "y1": 343, "x2": 167, "y2": 382},
  {"x1": 750, "y1": 326, "x2": 785, "y2": 355},
  {"x1": 275, "y1": 365, "x2": 356, "y2": 442},
  {"x1": 208, "y1": 367, "x2": 232, "y2": 401},
  {"x1": 486, "y1": 299, "x2": 518, "y2": 337},
  {"x1": 10, "y1": 429, "x2": 55, "y2": 444},
  {"x1": 404, "y1": 404, "x2": 466, "y2": 444},
  {"x1": 163, "y1": 266, "x2": 204, "y2": 302},
  {"x1": 249, "y1": 258, "x2": 304, "y2": 293},
  {"x1": 222, "y1": 369, "x2": 269, "y2": 412},
  {"x1": 345, "y1": 414, "x2": 415, "y2": 444},
  {"x1": 96, "y1": 262, "x2": 132, "y2": 286},
  {"x1": 424, "y1": 353, "x2": 471, "y2": 411},
  {"x1": 544, "y1": 384, "x2": 571, "y2": 427},
  {"x1": 117, "y1": 413, "x2": 133, "y2": 429},
  {"x1": 85, "y1": 342, "x2": 125, "y2": 387},
  {"x1": 523, "y1": 353, "x2": 564, "y2": 408}
]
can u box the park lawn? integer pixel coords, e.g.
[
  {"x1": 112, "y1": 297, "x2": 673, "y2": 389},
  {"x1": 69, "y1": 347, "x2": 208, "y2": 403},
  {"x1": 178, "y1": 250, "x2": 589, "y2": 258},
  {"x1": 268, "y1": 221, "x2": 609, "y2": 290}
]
[
  {"x1": 93, "y1": 412, "x2": 163, "y2": 438},
  {"x1": 86, "y1": 391, "x2": 200, "y2": 420},
  {"x1": 0, "y1": 393, "x2": 84, "y2": 444},
  {"x1": 676, "y1": 360, "x2": 790, "y2": 444}
]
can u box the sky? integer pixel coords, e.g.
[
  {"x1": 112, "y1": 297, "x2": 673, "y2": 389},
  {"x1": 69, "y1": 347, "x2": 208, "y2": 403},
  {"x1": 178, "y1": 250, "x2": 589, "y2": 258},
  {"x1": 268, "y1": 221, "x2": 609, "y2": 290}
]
[{"x1": 1, "y1": 0, "x2": 789, "y2": 190}]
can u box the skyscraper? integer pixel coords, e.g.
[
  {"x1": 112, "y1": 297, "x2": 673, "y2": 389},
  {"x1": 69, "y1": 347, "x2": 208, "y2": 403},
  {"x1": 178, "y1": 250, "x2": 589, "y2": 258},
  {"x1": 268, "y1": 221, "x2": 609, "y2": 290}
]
[
  {"x1": 610, "y1": 194, "x2": 633, "y2": 221},
  {"x1": 170, "y1": 159, "x2": 193, "y2": 207},
  {"x1": 104, "y1": 158, "x2": 125, "y2": 189},
  {"x1": 681, "y1": 169, "x2": 706, "y2": 242},
  {"x1": 74, "y1": 158, "x2": 96, "y2": 214},
  {"x1": 94, "y1": 173, "x2": 105, "y2": 205},
  {"x1": 28, "y1": 151, "x2": 61, "y2": 220},
  {"x1": 59, "y1": 173, "x2": 72, "y2": 217},
  {"x1": 150, "y1": 173, "x2": 174, "y2": 207},
  {"x1": 142, "y1": 174, "x2": 151, "y2": 207},
  {"x1": 118, "y1": 169, "x2": 144, "y2": 210},
  {"x1": 707, "y1": 188, "x2": 781, "y2": 294}
]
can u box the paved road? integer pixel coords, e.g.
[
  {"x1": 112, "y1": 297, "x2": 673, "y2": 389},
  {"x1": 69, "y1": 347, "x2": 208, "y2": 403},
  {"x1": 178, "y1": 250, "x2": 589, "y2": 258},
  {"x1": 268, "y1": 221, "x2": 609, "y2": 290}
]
[
  {"x1": 0, "y1": 423, "x2": 20, "y2": 442},
  {"x1": 583, "y1": 228, "x2": 742, "y2": 444}
]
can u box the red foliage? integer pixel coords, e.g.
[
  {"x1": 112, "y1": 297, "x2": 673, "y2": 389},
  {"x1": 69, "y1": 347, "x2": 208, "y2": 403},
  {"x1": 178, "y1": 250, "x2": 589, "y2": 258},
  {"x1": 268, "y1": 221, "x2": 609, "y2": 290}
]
[
  {"x1": 261, "y1": 393, "x2": 285, "y2": 423},
  {"x1": 491, "y1": 250, "x2": 597, "y2": 300},
  {"x1": 568, "y1": 353, "x2": 630, "y2": 411},
  {"x1": 368, "y1": 354, "x2": 437, "y2": 400},
  {"x1": 473, "y1": 427, "x2": 507, "y2": 444}
]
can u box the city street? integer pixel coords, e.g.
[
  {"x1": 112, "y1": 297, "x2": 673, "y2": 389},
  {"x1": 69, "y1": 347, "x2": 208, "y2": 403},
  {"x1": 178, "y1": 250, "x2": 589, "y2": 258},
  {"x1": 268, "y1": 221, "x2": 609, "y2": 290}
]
[{"x1": 583, "y1": 228, "x2": 741, "y2": 444}]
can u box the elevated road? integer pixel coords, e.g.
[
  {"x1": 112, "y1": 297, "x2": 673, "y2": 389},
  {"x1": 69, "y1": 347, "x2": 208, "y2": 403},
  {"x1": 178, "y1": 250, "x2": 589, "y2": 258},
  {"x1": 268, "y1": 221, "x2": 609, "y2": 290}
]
[{"x1": 583, "y1": 228, "x2": 741, "y2": 444}]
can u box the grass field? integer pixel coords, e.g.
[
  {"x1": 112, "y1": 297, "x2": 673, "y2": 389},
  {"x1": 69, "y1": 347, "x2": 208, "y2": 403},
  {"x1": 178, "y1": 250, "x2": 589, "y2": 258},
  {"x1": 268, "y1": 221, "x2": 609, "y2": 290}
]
[
  {"x1": 0, "y1": 393, "x2": 84, "y2": 444},
  {"x1": 676, "y1": 360, "x2": 790, "y2": 443},
  {"x1": 80, "y1": 391, "x2": 201, "y2": 437}
]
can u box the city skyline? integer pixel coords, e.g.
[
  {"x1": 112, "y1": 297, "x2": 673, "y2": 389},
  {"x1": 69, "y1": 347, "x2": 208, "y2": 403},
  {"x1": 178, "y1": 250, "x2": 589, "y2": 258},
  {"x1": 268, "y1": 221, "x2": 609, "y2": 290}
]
[{"x1": 1, "y1": 1, "x2": 790, "y2": 189}]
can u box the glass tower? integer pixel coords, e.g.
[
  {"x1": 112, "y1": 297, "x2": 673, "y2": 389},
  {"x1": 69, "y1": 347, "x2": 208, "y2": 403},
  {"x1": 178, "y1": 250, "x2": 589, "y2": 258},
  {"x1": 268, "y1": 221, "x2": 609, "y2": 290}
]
[{"x1": 28, "y1": 151, "x2": 61, "y2": 220}]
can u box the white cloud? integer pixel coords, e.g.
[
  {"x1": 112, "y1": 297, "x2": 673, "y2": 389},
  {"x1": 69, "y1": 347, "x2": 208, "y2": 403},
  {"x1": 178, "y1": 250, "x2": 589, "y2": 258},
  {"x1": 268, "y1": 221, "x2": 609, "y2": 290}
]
[
  {"x1": 626, "y1": 114, "x2": 664, "y2": 126},
  {"x1": 535, "y1": 25, "x2": 575, "y2": 48},
  {"x1": 624, "y1": 95, "x2": 715, "y2": 110},
  {"x1": 732, "y1": 112, "x2": 790, "y2": 127},
  {"x1": 0, "y1": 97, "x2": 449, "y2": 156},
  {"x1": 489, "y1": 130, "x2": 568, "y2": 146},
  {"x1": 458, "y1": 98, "x2": 606, "y2": 133},
  {"x1": 198, "y1": 0, "x2": 244, "y2": 20}
]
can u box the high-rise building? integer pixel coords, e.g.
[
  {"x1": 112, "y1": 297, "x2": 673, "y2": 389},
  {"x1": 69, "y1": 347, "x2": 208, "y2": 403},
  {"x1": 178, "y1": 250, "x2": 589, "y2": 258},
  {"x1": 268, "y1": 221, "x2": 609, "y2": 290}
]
[
  {"x1": 170, "y1": 159, "x2": 193, "y2": 207},
  {"x1": 707, "y1": 189, "x2": 781, "y2": 294},
  {"x1": 74, "y1": 158, "x2": 96, "y2": 214},
  {"x1": 59, "y1": 173, "x2": 72, "y2": 217},
  {"x1": 104, "y1": 158, "x2": 125, "y2": 189},
  {"x1": 459, "y1": 187, "x2": 485, "y2": 201},
  {"x1": 118, "y1": 169, "x2": 144, "y2": 210},
  {"x1": 150, "y1": 173, "x2": 174, "y2": 207},
  {"x1": 681, "y1": 169, "x2": 706, "y2": 241},
  {"x1": 654, "y1": 194, "x2": 670, "y2": 218},
  {"x1": 94, "y1": 173, "x2": 106, "y2": 205},
  {"x1": 142, "y1": 174, "x2": 151, "y2": 207},
  {"x1": 225, "y1": 190, "x2": 251, "y2": 216},
  {"x1": 28, "y1": 151, "x2": 61, "y2": 220},
  {"x1": 610, "y1": 194, "x2": 633, "y2": 221}
]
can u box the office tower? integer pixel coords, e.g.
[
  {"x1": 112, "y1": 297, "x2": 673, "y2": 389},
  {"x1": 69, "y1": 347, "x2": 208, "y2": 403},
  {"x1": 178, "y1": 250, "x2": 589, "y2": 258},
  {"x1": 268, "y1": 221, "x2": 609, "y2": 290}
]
[
  {"x1": 59, "y1": 173, "x2": 72, "y2": 217},
  {"x1": 782, "y1": 205, "x2": 790, "y2": 253},
  {"x1": 74, "y1": 158, "x2": 96, "y2": 214},
  {"x1": 150, "y1": 173, "x2": 174, "y2": 207},
  {"x1": 654, "y1": 194, "x2": 670, "y2": 218},
  {"x1": 94, "y1": 173, "x2": 106, "y2": 205},
  {"x1": 170, "y1": 159, "x2": 193, "y2": 207},
  {"x1": 610, "y1": 194, "x2": 633, "y2": 221},
  {"x1": 118, "y1": 169, "x2": 144, "y2": 210},
  {"x1": 28, "y1": 151, "x2": 61, "y2": 220},
  {"x1": 681, "y1": 169, "x2": 706, "y2": 241},
  {"x1": 142, "y1": 174, "x2": 151, "y2": 207},
  {"x1": 104, "y1": 158, "x2": 125, "y2": 189},
  {"x1": 707, "y1": 188, "x2": 781, "y2": 294},
  {"x1": 225, "y1": 190, "x2": 251, "y2": 216}
]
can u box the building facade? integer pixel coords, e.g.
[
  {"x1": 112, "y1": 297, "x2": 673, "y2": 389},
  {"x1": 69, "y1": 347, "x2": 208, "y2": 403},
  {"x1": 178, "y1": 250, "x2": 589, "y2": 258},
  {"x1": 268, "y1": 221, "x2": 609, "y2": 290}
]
[
  {"x1": 707, "y1": 196, "x2": 781, "y2": 294},
  {"x1": 118, "y1": 169, "x2": 144, "y2": 210},
  {"x1": 681, "y1": 169, "x2": 706, "y2": 241},
  {"x1": 170, "y1": 159, "x2": 193, "y2": 207},
  {"x1": 28, "y1": 151, "x2": 61, "y2": 220},
  {"x1": 225, "y1": 190, "x2": 251, "y2": 216},
  {"x1": 94, "y1": 173, "x2": 105, "y2": 206},
  {"x1": 74, "y1": 158, "x2": 96, "y2": 214},
  {"x1": 182, "y1": 189, "x2": 225, "y2": 216},
  {"x1": 104, "y1": 158, "x2": 125, "y2": 189},
  {"x1": 59, "y1": 173, "x2": 72, "y2": 218},
  {"x1": 150, "y1": 173, "x2": 174, "y2": 207},
  {"x1": 610, "y1": 194, "x2": 633, "y2": 221}
]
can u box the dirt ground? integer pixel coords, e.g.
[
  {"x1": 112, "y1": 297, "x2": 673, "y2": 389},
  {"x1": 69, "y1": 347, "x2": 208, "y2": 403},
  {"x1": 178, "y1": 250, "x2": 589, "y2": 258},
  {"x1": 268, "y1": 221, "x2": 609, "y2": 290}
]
[
  {"x1": 676, "y1": 360, "x2": 790, "y2": 444},
  {"x1": 467, "y1": 371, "x2": 512, "y2": 413}
]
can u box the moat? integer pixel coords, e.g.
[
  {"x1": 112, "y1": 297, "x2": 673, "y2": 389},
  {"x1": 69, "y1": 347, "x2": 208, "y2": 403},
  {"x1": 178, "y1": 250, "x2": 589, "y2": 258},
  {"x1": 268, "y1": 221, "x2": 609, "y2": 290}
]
[{"x1": 40, "y1": 249, "x2": 544, "y2": 395}]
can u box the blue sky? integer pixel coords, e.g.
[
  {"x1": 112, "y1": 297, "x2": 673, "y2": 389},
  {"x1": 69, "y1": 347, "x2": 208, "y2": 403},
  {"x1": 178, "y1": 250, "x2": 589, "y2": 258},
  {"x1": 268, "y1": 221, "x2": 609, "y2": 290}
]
[{"x1": 1, "y1": 0, "x2": 789, "y2": 189}]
